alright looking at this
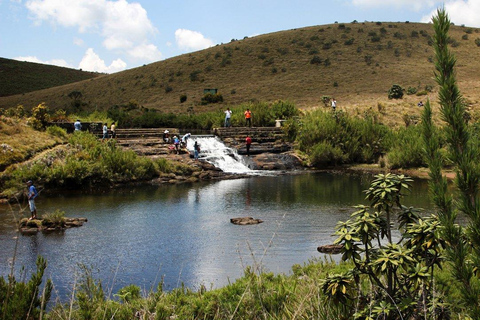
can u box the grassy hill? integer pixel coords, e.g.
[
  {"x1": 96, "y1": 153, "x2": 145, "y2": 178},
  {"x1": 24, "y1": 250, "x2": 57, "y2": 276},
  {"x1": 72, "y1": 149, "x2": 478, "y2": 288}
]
[
  {"x1": 0, "y1": 58, "x2": 101, "y2": 97},
  {"x1": 1, "y1": 22, "x2": 480, "y2": 126}
]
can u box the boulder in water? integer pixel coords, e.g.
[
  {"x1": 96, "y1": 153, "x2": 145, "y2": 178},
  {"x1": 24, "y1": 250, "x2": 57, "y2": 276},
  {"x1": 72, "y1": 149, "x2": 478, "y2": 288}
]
[
  {"x1": 317, "y1": 244, "x2": 343, "y2": 254},
  {"x1": 230, "y1": 217, "x2": 263, "y2": 225}
]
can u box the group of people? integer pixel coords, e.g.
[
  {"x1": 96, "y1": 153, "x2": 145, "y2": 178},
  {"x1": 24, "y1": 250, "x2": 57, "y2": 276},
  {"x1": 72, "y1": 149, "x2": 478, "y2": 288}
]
[
  {"x1": 102, "y1": 122, "x2": 116, "y2": 141},
  {"x1": 163, "y1": 131, "x2": 193, "y2": 155},
  {"x1": 224, "y1": 108, "x2": 253, "y2": 127},
  {"x1": 73, "y1": 119, "x2": 116, "y2": 141}
]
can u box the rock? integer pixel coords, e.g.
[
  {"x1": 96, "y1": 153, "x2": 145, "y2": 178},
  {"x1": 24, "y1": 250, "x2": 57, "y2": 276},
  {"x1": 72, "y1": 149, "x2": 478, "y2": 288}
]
[
  {"x1": 20, "y1": 227, "x2": 39, "y2": 235},
  {"x1": 230, "y1": 217, "x2": 264, "y2": 225},
  {"x1": 317, "y1": 244, "x2": 343, "y2": 254}
]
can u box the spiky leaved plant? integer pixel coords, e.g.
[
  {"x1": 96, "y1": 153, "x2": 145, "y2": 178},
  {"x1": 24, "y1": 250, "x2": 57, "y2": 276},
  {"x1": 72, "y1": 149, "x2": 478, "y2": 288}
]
[{"x1": 422, "y1": 7, "x2": 480, "y2": 318}]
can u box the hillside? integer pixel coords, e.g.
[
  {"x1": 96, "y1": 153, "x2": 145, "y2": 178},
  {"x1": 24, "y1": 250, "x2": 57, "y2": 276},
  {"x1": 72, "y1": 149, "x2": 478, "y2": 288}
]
[
  {"x1": 1, "y1": 22, "x2": 480, "y2": 124},
  {"x1": 0, "y1": 58, "x2": 101, "y2": 97}
]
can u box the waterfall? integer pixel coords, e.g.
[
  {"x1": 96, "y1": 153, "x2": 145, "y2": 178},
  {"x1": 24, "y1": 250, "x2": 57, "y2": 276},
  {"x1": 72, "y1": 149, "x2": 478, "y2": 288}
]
[{"x1": 186, "y1": 136, "x2": 253, "y2": 174}]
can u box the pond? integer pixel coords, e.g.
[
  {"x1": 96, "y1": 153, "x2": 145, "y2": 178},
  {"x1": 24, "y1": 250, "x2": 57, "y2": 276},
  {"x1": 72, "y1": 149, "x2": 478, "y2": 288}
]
[{"x1": 0, "y1": 172, "x2": 433, "y2": 302}]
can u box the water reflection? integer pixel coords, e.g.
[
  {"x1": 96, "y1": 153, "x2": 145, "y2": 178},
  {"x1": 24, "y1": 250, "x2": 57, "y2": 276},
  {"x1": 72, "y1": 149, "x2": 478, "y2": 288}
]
[{"x1": 0, "y1": 172, "x2": 433, "y2": 302}]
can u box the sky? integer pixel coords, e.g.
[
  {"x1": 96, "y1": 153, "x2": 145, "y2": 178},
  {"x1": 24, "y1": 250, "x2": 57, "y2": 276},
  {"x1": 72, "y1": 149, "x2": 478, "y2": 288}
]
[{"x1": 1, "y1": 0, "x2": 480, "y2": 74}]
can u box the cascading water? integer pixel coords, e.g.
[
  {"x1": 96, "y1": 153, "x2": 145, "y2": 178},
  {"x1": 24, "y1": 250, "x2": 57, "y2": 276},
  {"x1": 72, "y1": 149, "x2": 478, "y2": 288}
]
[{"x1": 186, "y1": 136, "x2": 253, "y2": 174}]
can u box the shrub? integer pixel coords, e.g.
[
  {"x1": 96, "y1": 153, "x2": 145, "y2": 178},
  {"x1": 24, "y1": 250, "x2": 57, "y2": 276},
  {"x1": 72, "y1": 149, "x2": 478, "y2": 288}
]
[
  {"x1": 386, "y1": 125, "x2": 426, "y2": 168},
  {"x1": 388, "y1": 84, "x2": 404, "y2": 99},
  {"x1": 189, "y1": 70, "x2": 201, "y2": 81},
  {"x1": 0, "y1": 256, "x2": 52, "y2": 319},
  {"x1": 30, "y1": 103, "x2": 50, "y2": 130},
  {"x1": 200, "y1": 93, "x2": 223, "y2": 105},
  {"x1": 406, "y1": 86, "x2": 417, "y2": 95},
  {"x1": 310, "y1": 56, "x2": 322, "y2": 65},
  {"x1": 475, "y1": 38, "x2": 480, "y2": 47},
  {"x1": 46, "y1": 125, "x2": 67, "y2": 138},
  {"x1": 344, "y1": 38, "x2": 354, "y2": 45},
  {"x1": 180, "y1": 94, "x2": 187, "y2": 103},
  {"x1": 310, "y1": 142, "x2": 346, "y2": 167}
]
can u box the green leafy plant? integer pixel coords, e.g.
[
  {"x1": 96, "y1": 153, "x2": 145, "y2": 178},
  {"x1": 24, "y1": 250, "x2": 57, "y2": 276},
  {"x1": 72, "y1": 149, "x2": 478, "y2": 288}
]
[
  {"x1": 0, "y1": 256, "x2": 52, "y2": 320},
  {"x1": 388, "y1": 84, "x2": 404, "y2": 99},
  {"x1": 323, "y1": 173, "x2": 446, "y2": 319}
]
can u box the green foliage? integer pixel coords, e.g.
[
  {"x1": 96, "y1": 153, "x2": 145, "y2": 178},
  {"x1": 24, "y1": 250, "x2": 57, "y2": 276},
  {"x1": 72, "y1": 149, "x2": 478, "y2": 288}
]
[
  {"x1": 1, "y1": 131, "x2": 178, "y2": 194},
  {"x1": 0, "y1": 256, "x2": 52, "y2": 320},
  {"x1": 296, "y1": 110, "x2": 390, "y2": 166},
  {"x1": 29, "y1": 103, "x2": 50, "y2": 130},
  {"x1": 388, "y1": 84, "x2": 404, "y2": 99},
  {"x1": 200, "y1": 92, "x2": 223, "y2": 105},
  {"x1": 310, "y1": 141, "x2": 346, "y2": 166},
  {"x1": 406, "y1": 86, "x2": 418, "y2": 95},
  {"x1": 422, "y1": 9, "x2": 480, "y2": 318},
  {"x1": 324, "y1": 174, "x2": 447, "y2": 319},
  {"x1": 46, "y1": 125, "x2": 67, "y2": 138},
  {"x1": 41, "y1": 209, "x2": 66, "y2": 227},
  {"x1": 386, "y1": 125, "x2": 426, "y2": 169}
]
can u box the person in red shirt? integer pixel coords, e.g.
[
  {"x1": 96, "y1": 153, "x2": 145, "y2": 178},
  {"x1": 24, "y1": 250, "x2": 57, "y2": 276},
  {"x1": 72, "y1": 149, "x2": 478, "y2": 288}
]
[
  {"x1": 244, "y1": 108, "x2": 252, "y2": 127},
  {"x1": 245, "y1": 136, "x2": 252, "y2": 156}
]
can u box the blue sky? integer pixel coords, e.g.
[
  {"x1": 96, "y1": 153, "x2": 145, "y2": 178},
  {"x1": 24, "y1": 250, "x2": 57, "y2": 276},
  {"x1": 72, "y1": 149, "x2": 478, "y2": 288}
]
[{"x1": 1, "y1": 0, "x2": 479, "y2": 73}]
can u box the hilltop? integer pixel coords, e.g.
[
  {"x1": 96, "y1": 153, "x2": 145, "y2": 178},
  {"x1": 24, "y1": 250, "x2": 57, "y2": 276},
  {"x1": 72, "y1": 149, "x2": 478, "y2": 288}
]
[
  {"x1": 1, "y1": 22, "x2": 480, "y2": 125},
  {"x1": 0, "y1": 58, "x2": 101, "y2": 97}
]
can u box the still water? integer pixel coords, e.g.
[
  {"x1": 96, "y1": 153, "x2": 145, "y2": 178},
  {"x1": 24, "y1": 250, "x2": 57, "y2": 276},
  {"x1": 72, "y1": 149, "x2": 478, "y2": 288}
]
[{"x1": 0, "y1": 172, "x2": 432, "y2": 301}]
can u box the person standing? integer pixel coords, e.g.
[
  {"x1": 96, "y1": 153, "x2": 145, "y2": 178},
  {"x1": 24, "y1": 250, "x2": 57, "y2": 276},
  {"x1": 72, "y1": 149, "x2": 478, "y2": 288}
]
[
  {"x1": 74, "y1": 119, "x2": 82, "y2": 131},
  {"x1": 163, "y1": 130, "x2": 170, "y2": 143},
  {"x1": 245, "y1": 135, "x2": 252, "y2": 156},
  {"x1": 224, "y1": 108, "x2": 232, "y2": 127},
  {"x1": 26, "y1": 180, "x2": 38, "y2": 220},
  {"x1": 173, "y1": 135, "x2": 180, "y2": 154},
  {"x1": 331, "y1": 98, "x2": 337, "y2": 112},
  {"x1": 110, "y1": 122, "x2": 116, "y2": 139},
  {"x1": 102, "y1": 123, "x2": 108, "y2": 141},
  {"x1": 244, "y1": 108, "x2": 252, "y2": 127},
  {"x1": 194, "y1": 141, "x2": 200, "y2": 160}
]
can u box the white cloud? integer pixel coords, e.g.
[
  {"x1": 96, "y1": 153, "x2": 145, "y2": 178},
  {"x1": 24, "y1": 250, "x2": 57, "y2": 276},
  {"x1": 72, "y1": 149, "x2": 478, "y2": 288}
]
[
  {"x1": 74, "y1": 37, "x2": 85, "y2": 46},
  {"x1": 14, "y1": 55, "x2": 72, "y2": 68},
  {"x1": 127, "y1": 43, "x2": 162, "y2": 61},
  {"x1": 25, "y1": 0, "x2": 161, "y2": 61},
  {"x1": 78, "y1": 48, "x2": 127, "y2": 73},
  {"x1": 351, "y1": 0, "x2": 436, "y2": 11},
  {"x1": 421, "y1": 0, "x2": 480, "y2": 27},
  {"x1": 175, "y1": 29, "x2": 215, "y2": 51}
]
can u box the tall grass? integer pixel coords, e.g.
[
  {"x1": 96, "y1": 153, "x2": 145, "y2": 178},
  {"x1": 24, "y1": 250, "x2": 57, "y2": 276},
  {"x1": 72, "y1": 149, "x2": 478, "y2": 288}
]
[
  {"x1": 109, "y1": 100, "x2": 299, "y2": 129},
  {"x1": 296, "y1": 110, "x2": 391, "y2": 166}
]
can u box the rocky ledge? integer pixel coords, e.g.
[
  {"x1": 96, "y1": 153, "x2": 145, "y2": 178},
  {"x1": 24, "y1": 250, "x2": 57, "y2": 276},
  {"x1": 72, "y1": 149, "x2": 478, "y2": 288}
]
[{"x1": 19, "y1": 217, "x2": 88, "y2": 235}]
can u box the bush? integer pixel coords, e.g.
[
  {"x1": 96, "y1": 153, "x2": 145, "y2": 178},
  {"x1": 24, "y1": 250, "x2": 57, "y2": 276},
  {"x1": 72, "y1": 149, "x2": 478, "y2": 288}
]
[
  {"x1": 200, "y1": 93, "x2": 223, "y2": 105},
  {"x1": 180, "y1": 94, "x2": 187, "y2": 103},
  {"x1": 310, "y1": 142, "x2": 346, "y2": 167},
  {"x1": 388, "y1": 84, "x2": 404, "y2": 99},
  {"x1": 386, "y1": 125, "x2": 426, "y2": 169},
  {"x1": 406, "y1": 86, "x2": 417, "y2": 95},
  {"x1": 310, "y1": 56, "x2": 322, "y2": 65},
  {"x1": 30, "y1": 103, "x2": 50, "y2": 130},
  {"x1": 46, "y1": 125, "x2": 68, "y2": 138},
  {"x1": 0, "y1": 256, "x2": 52, "y2": 319}
]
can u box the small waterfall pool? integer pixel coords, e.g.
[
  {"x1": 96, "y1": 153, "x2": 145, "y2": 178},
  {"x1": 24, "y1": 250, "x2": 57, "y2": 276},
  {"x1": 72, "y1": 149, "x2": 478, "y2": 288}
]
[{"x1": 187, "y1": 136, "x2": 254, "y2": 174}]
